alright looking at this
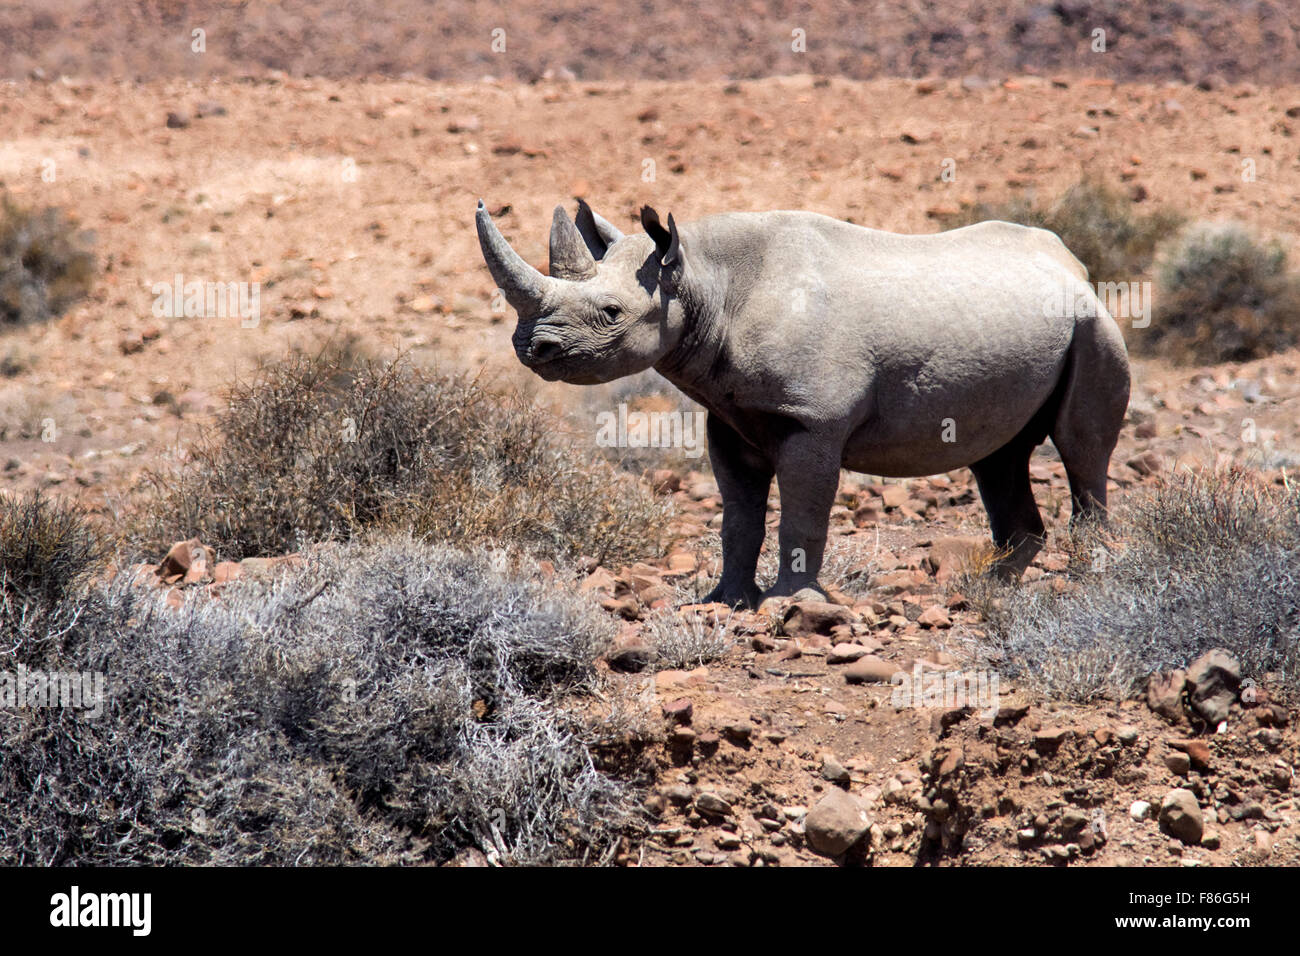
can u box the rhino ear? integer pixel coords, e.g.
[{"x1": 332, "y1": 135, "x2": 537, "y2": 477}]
[
  {"x1": 640, "y1": 205, "x2": 681, "y2": 268},
  {"x1": 574, "y1": 198, "x2": 624, "y2": 260}
]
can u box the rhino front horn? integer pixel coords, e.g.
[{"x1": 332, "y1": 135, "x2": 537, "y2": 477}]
[
  {"x1": 549, "y1": 205, "x2": 597, "y2": 280},
  {"x1": 476, "y1": 200, "x2": 551, "y2": 312}
]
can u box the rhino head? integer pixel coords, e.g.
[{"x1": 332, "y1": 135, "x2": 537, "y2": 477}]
[{"x1": 476, "y1": 199, "x2": 685, "y2": 385}]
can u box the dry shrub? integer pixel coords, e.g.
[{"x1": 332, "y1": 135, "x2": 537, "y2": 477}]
[
  {"x1": 643, "y1": 607, "x2": 732, "y2": 670},
  {"x1": 937, "y1": 179, "x2": 1182, "y2": 285},
  {"x1": 0, "y1": 491, "x2": 106, "y2": 665},
  {"x1": 0, "y1": 536, "x2": 636, "y2": 865},
  {"x1": 968, "y1": 467, "x2": 1300, "y2": 702},
  {"x1": 0, "y1": 192, "x2": 96, "y2": 326},
  {"x1": 139, "y1": 345, "x2": 671, "y2": 567},
  {"x1": 1138, "y1": 222, "x2": 1300, "y2": 364}
]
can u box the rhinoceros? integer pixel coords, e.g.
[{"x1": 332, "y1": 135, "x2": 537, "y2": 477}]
[{"x1": 476, "y1": 199, "x2": 1129, "y2": 608}]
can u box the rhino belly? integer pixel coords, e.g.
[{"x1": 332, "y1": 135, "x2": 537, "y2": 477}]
[{"x1": 840, "y1": 334, "x2": 1069, "y2": 478}]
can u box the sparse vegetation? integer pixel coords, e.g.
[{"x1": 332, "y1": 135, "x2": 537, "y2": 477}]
[
  {"x1": 937, "y1": 179, "x2": 1183, "y2": 285},
  {"x1": 0, "y1": 491, "x2": 106, "y2": 665},
  {"x1": 942, "y1": 183, "x2": 1300, "y2": 365},
  {"x1": 138, "y1": 344, "x2": 671, "y2": 568},
  {"x1": 967, "y1": 467, "x2": 1300, "y2": 702},
  {"x1": 0, "y1": 536, "x2": 638, "y2": 865},
  {"x1": 1139, "y1": 222, "x2": 1300, "y2": 364},
  {"x1": 644, "y1": 607, "x2": 731, "y2": 669},
  {"x1": 0, "y1": 192, "x2": 96, "y2": 327}
]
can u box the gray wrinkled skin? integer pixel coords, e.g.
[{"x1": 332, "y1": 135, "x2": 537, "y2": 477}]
[{"x1": 477, "y1": 199, "x2": 1130, "y2": 608}]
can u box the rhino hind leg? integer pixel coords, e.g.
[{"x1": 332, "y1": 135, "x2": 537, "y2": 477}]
[
  {"x1": 970, "y1": 442, "x2": 1047, "y2": 579},
  {"x1": 1050, "y1": 316, "x2": 1131, "y2": 525},
  {"x1": 969, "y1": 371, "x2": 1062, "y2": 578}
]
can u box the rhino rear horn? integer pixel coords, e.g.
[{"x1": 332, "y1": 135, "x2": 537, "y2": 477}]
[
  {"x1": 574, "y1": 198, "x2": 624, "y2": 259},
  {"x1": 549, "y1": 205, "x2": 598, "y2": 280},
  {"x1": 476, "y1": 200, "x2": 551, "y2": 313},
  {"x1": 640, "y1": 205, "x2": 680, "y2": 268}
]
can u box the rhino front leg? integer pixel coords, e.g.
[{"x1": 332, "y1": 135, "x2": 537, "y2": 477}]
[
  {"x1": 764, "y1": 429, "x2": 841, "y2": 601},
  {"x1": 701, "y1": 414, "x2": 772, "y2": 609}
]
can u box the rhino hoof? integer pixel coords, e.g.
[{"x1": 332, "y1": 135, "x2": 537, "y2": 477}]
[{"x1": 701, "y1": 583, "x2": 760, "y2": 610}]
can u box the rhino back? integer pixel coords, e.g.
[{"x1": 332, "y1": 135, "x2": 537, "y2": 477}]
[{"x1": 694, "y1": 212, "x2": 1085, "y2": 474}]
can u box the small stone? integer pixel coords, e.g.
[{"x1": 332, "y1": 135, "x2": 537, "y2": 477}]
[
  {"x1": 1185, "y1": 649, "x2": 1241, "y2": 725},
  {"x1": 1164, "y1": 751, "x2": 1191, "y2": 776},
  {"x1": 1159, "y1": 789, "x2": 1204, "y2": 845},
  {"x1": 662, "y1": 697, "x2": 693, "y2": 725},
  {"x1": 715, "y1": 832, "x2": 742, "y2": 851},
  {"x1": 843, "y1": 656, "x2": 901, "y2": 684},
  {"x1": 826, "y1": 642, "x2": 869, "y2": 664},
  {"x1": 917, "y1": 605, "x2": 951, "y2": 628},
  {"x1": 820, "y1": 754, "x2": 850, "y2": 785},
  {"x1": 694, "y1": 792, "x2": 732, "y2": 818},
  {"x1": 663, "y1": 784, "x2": 694, "y2": 806},
  {"x1": 1147, "y1": 669, "x2": 1187, "y2": 723},
  {"x1": 1034, "y1": 727, "x2": 1071, "y2": 749},
  {"x1": 783, "y1": 600, "x2": 854, "y2": 636},
  {"x1": 804, "y1": 789, "x2": 871, "y2": 857},
  {"x1": 1130, "y1": 800, "x2": 1152, "y2": 822}
]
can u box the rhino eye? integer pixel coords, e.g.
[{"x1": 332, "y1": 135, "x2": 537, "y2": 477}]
[{"x1": 600, "y1": 304, "x2": 621, "y2": 321}]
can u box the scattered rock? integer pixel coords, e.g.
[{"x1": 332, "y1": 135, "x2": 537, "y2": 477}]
[
  {"x1": 917, "y1": 604, "x2": 951, "y2": 628},
  {"x1": 1185, "y1": 649, "x2": 1241, "y2": 725},
  {"x1": 782, "y1": 600, "x2": 854, "y2": 636},
  {"x1": 1164, "y1": 751, "x2": 1191, "y2": 776},
  {"x1": 843, "y1": 656, "x2": 901, "y2": 684},
  {"x1": 1147, "y1": 669, "x2": 1187, "y2": 723},
  {"x1": 826, "y1": 642, "x2": 869, "y2": 664},
  {"x1": 694, "y1": 792, "x2": 732, "y2": 818},
  {"x1": 662, "y1": 697, "x2": 693, "y2": 725},
  {"x1": 804, "y1": 788, "x2": 871, "y2": 857},
  {"x1": 1159, "y1": 789, "x2": 1204, "y2": 844},
  {"x1": 820, "y1": 754, "x2": 850, "y2": 786}
]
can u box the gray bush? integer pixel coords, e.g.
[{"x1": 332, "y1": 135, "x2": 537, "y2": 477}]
[
  {"x1": 967, "y1": 468, "x2": 1300, "y2": 702},
  {"x1": 0, "y1": 536, "x2": 635, "y2": 865},
  {"x1": 1142, "y1": 222, "x2": 1299, "y2": 364}
]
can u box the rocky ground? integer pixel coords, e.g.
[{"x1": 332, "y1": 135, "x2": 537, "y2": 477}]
[
  {"x1": 6, "y1": 0, "x2": 1300, "y2": 86},
  {"x1": 3, "y1": 72, "x2": 1299, "y2": 865}
]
